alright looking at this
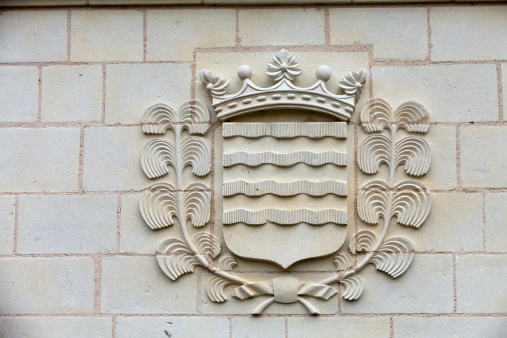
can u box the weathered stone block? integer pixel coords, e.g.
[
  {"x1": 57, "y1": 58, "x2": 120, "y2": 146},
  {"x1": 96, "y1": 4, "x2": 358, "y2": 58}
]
[
  {"x1": 431, "y1": 6, "x2": 507, "y2": 61},
  {"x1": 341, "y1": 255, "x2": 454, "y2": 313},
  {"x1": 0, "y1": 66, "x2": 38, "y2": 122},
  {"x1": 456, "y1": 255, "x2": 507, "y2": 313},
  {"x1": 239, "y1": 8, "x2": 325, "y2": 46},
  {"x1": 461, "y1": 126, "x2": 507, "y2": 188},
  {"x1": 116, "y1": 317, "x2": 229, "y2": 338},
  {"x1": 42, "y1": 65, "x2": 103, "y2": 122},
  {"x1": 0, "y1": 317, "x2": 112, "y2": 338},
  {"x1": 0, "y1": 257, "x2": 94, "y2": 314},
  {"x1": 71, "y1": 10, "x2": 143, "y2": 61},
  {"x1": 0, "y1": 196, "x2": 15, "y2": 255},
  {"x1": 232, "y1": 318, "x2": 285, "y2": 338},
  {"x1": 394, "y1": 317, "x2": 507, "y2": 338},
  {"x1": 147, "y1": 9, "x2": 236, "y2": 61},
  {"x1": 485, "y1": 193, "x2": 507, "y2": 252},
  {"x1": 372, "y1": 65, "x2": 498, "y2": 122},
  {"x1": 330, "y1": 8, "x2": 427, "y2": 60},
  {"x1": 0, "y1": 11, "x2": 67, "y2": 62},
  {"x1": 18, "y1": 195, "x2": 117, "y2": 254},
  {"x1": 288, "y1": 317, "x2": 390, "y2": 338},
  {"x1": 105, "y1": 64, "x2": 192, "y2": 124},
  {"x1": 101, "y1": 256, "x2": 198, "y2": 314},
  {"x1": 0, "y1": 128, "x2": 80, "y2": 192}
]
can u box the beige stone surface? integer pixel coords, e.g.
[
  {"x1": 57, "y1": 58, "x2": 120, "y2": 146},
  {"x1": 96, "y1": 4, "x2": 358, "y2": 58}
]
[
  {"x1": 83, "y1": 126, "x2": 208, "y2": 191},
  {"x1": 0, "y1": 11, "x2": 67, "y2": 62},
  {"x1": 201, "y1": 272, "x2": 338, "y2": 314},
  {"x1": 238, "y1": 8, "x2": 325, "y2": 46},
  {"x1": 0, "y1": 196, "x2": 15, "y2": 255},
  {"x1": 0, "y1": 128, "x2": 80, "y2": 192},
  {"x1": 461, "y1": 126, "x2": 507, "y2": 188},
  {"x1": 101, "y1": 256, "x2": 198, "y2": 314},
  {"x1": 378, "y1": 193, "x2": 483, "y2": 252},
  {"x1": 394, "y1": 317, "x2": 507, "y2": 338},
  {"x1": 17, "y1": 195, "x2": 117, "y2": 254},
  {"x1": 341, "y1": 255, "x2": 454, "y2": 313},
  {"x1": 485, "y1": 194, "x2": 507, "y2": 252},
  {"x1": 456, "y1": 255, "x2": 507, "y2": 313},
  {"x1": 330, "y1": 8, "x2": 427, "y2": 60},
  {"x1": 372, "y1": 64, "x2": 498, "y2": 122},
  {"x1": 42, "y1": 65, "x2": 103, "y2": 122},
  {"x1": 358, "y1": 126, "x2": 457, "y2": 190},
  {"x1": 71, "y1": 10, "x2": 143, "y2": 62},
  {"x1": 0, "y1": 257, "x2": 94, "y2": 314},
  {"x1": 431, "y1": 6, "x2": 507, "y2": 61},
  {"x1": 105, "y1": 63, "x2": 192, "y2": 124},
  {"x1": 503, "y1": 64, "x2": 507, "y2": 121},
  {"x1": 0, "y1": 317, "x2": 112, "y2": 338},
  {"x1": 146, "y1": 9, "x2": 236, "y2": 61},
  {"x1": 232, "y1": 318, "x2": 285, "y2": 338},
  {"x1": 0, "y1": 66, "x2": 39, "y2": 122},
  {"x1": 116, "y1": 317, "x2": 229, "y2": 338},
  {"x1": 83, "y1": 127, "x2": 154, "y2": 191},
  {"x1": 120, "y1": 193, "x2": 174, "y2": 253},
  {"x1": 288, "y1": 317, "x2": 390, "y2": 338}
]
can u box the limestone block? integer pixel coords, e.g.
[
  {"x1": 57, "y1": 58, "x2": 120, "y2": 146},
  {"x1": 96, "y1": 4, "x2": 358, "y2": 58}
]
[
  {"x1": 105, "y1": 64, "x2": 192, "y2": 124},
  {"x1": 84, "y1": 126, "x2": 209, "y2": 191},
  {"x1": 115, "y1": 317, "x2": 229, "y2": 338},
  {"x1": 146, "y1": 9, "x2": 236, "y2": 61},
  {"x1": 195, "y1": 51, "x2": 370, "y2": 123},
  {"x1": 0, "y1": 128, "x2": 80, "y2": 192},
  {"x1": 503, "y1": 64, "x2": 507, "y2": 121},
  {"x1": 368, "y1": 193, "x2": 482, "y2": 252},
  {"x1": 41, "y1": 65, "x2": 103, "y2": 122},
  {"x1": 0, "y1": 317, "x2": 112, "y2": 338},
  {"x1": 431, "y1": 6, "x2": 507, "y2": 61},
  {"x1": 358, "y1": 126, "x2": 457, "y2": 190},
  {"x1": 288, "y1": 317, "x2": 390, "y2": 338},
  {"x1": 101, "y1": 256, "x2": 198, "y2": 314},
  {"x1": 120, "y1": 193, "x2": 175, "y2": 253},
  {"x1": 17, "y1": 195, "x2": 117, "y2": 254},
  {"x1": 341, "y1": 255, "x2": 454, "y2": 313},
  {"x1": 200, "y1": 272, "x2": 338, "y2": 314},
  {"x1": 394, "y1": 317, "x2": 507, "y2": 338},
  {"x1": 329, "y1": 8, "x2": 427, "y2": 60},
  {"x1": 456, "y1": 255, "x2": 507, "y2": 313},
  {"x1": 372, "y1": 64, "x2": 498, "y2": 122},
  {"x1": 0, "y1": 11, "x2": 67, "y2": 62},
  {"x1": 238, "y1": 8, "x2": 325, "y2": 46},
  {"x1": 83, "y1": 127, "x2": 155, "y2": 191},
  {"x1": 461, "y1": 126, "x2": 507, "y2": 188},
  {"x1": 0, "y1": 257, "x2": 94, "y2": 314},
  {"x1": 485, "y1": 194, "x2": 507, "y2": 252},
  {"x1": 232, "y1": 318, "x2": 285, "y2": 338},
  {"x1": 0, "y1": 196, "x2": 15, "y2": 255},
  {"x1": 0, "y1": 66, "x2": 38, "y2": 122},
  {"x1": 71, "y1": 10, "x2": 143, "y2": 62}
]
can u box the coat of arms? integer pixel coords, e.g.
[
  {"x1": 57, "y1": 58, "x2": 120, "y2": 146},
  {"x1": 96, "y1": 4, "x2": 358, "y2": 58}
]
[{"x1": 139, "y1": 50, "x2": 432, "y2": 314}]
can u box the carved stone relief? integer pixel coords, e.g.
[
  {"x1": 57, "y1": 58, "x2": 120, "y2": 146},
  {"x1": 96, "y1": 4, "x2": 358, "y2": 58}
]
[{"x1": 139, "y1": 50, "x2": 431, "y2": 315}]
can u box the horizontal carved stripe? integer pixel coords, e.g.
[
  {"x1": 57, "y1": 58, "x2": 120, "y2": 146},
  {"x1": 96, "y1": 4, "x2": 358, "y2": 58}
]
[
  {"x1": 222, "y1": 180, "x2": 347, "y2": 196},
  {"x1": 223, "y1": 151, "x2": 347, "y2": 167},
  {"x1": 223, "y1": 208, "x2": 347, "y2": 225},
  {"x1": 223, "y1": 122, "x2": 347, "y2": 139}
]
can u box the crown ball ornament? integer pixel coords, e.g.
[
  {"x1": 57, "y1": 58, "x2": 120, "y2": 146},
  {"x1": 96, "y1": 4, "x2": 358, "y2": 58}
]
[{"x1": 199, "y1": 49, "x2": 367, "y2": 121}]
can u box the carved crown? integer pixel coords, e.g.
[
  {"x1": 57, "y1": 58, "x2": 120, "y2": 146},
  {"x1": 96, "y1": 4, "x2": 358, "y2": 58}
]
[{"x1": 200, "y1": 49, "x2": 367, "y2": 121}]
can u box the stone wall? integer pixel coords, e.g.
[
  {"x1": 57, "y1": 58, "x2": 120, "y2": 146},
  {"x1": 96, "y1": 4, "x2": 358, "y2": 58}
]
[{"x1": 0, "y1": 3, "x2": 506, "y2": 337}]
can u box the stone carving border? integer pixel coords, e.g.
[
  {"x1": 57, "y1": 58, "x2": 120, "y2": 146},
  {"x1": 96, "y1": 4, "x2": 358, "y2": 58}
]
[{"x1": 139, "y1": 49, "x2": 432, "y2": 315}]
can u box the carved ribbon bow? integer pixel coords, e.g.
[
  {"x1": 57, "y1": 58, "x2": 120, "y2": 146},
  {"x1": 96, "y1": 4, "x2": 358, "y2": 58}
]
[{"x1": 232, "y1": 277, "x2": 337, "y2": 315}]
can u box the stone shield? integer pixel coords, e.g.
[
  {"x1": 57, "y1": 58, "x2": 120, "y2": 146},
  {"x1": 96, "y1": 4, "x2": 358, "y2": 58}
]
[{"x1": 220, "y1": 121, "x2": 349, "y2": 268}]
